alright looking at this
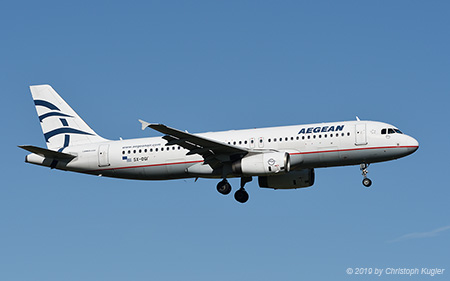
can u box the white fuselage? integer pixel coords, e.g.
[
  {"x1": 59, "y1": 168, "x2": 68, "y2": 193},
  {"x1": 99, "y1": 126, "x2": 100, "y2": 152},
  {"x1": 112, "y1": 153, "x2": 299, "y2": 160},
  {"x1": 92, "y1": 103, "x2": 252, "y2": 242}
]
[{"x1": 26, "y1": 120, "x2": 419, "y2": 180}]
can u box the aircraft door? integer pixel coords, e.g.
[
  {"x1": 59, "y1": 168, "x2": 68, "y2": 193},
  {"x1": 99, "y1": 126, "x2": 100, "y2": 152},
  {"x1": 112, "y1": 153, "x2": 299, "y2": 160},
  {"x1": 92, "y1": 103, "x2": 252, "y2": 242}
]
[
  {"x1": 98, "y1": 144, "x2": 110, "y2": 167},
  {"x1": 355, "y1": 123, "x2": 368, "y2": 145}
]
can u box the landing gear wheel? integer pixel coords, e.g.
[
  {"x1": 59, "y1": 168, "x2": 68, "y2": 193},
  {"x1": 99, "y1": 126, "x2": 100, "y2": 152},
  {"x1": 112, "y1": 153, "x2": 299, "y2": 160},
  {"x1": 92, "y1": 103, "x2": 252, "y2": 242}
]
[
  {"x1": 360, "y1": 163, "x2": 372, "y2": 188},
  {"x1": 234, "y1": 188, "x2": 249, "y2": 203},
  {"x1": 217, "y1": 180, "x2": 232, "y2": 195},
  {"x1": 362, "y1": 178, "x2": 372, "y2": 188}
]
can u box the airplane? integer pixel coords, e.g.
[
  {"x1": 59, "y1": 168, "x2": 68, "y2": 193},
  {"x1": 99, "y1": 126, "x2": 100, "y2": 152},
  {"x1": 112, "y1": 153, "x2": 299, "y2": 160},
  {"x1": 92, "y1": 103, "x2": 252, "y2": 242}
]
[{"x1": 19, "y1": 85, "x2": 419, "y2": 203}]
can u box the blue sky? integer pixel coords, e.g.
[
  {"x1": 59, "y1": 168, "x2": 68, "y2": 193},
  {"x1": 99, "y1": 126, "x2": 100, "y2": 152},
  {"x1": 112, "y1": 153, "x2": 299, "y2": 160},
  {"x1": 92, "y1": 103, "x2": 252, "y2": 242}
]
[{"x1": 1, "y1": 1, "x2": 449, "y2": 280}]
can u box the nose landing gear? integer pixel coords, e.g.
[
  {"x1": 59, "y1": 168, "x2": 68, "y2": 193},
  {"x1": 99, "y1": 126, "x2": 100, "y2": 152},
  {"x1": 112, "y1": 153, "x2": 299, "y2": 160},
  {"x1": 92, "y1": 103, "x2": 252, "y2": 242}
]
[
  {"x1": 362, "y1": 177, "x2": 372, "y2": 187},
  {"x1": 360, "y1": 163, "x2": 372, "y2": 187}
]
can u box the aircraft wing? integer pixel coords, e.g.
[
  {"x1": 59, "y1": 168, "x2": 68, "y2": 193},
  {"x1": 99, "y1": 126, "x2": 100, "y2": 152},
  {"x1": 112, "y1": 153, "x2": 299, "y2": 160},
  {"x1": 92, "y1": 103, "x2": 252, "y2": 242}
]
[{"x1": 139, "y1": 120, "x2": 248, "y2": 167}]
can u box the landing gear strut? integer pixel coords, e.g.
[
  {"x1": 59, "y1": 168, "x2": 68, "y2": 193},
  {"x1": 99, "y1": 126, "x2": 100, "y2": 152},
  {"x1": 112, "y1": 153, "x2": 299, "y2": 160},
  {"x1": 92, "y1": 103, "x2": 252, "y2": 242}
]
[
  {"x1": 360, "y1": 163, "x2": 372, "y2": 188},
  {"x1": 234, "y1": 177, "x2": 252, "y2": 204}
]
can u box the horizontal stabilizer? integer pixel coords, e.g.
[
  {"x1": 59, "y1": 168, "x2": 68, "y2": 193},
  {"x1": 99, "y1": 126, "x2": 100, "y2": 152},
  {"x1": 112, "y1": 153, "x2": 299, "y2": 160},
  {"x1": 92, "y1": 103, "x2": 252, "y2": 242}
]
[{"x1": 18, "y1": 145, "x2": 76, "y2": 160}]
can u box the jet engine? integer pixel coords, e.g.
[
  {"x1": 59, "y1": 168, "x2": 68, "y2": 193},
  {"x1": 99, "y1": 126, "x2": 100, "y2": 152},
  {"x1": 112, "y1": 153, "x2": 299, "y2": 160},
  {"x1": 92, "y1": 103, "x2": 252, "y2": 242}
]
[
  {"x1": 232, "y1": 152, "x2": 290, "y2": 176},
  {"x1": 258, "y1": 169, "x2": 315, "y2": 189}
]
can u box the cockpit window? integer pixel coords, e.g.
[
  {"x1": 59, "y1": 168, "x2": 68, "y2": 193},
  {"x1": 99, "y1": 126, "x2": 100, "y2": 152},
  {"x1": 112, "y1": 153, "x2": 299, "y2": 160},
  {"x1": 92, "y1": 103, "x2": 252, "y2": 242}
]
[{"x1": 382, "y1": 128, "x2": 403, "y2": 135}]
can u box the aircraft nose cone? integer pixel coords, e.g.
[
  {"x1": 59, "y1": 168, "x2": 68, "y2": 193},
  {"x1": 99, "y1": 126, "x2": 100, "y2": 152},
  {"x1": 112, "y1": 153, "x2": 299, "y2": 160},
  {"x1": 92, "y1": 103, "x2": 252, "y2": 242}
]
[{"x1": 407, "y1": 136, "x2": 419, "y2": 154}]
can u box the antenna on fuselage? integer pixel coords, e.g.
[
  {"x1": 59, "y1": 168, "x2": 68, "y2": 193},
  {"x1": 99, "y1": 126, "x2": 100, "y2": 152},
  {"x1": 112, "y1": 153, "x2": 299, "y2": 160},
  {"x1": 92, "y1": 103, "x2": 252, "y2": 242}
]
[{"x1": 356, "y1": 116, "x2": 361, "y2": 121}]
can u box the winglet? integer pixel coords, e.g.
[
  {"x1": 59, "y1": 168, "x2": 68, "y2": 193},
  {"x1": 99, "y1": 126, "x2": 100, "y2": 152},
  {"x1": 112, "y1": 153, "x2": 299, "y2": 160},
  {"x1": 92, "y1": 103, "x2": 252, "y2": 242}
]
[{"x1": 139, "y1": 119, "x2": 151, "y2": 131}]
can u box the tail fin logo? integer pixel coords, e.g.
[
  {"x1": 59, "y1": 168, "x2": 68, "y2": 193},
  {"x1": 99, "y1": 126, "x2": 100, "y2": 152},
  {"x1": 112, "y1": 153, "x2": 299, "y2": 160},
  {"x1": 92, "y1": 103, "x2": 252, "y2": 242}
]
[
  {"x1": 30, "y1": 85, "x2": 107, "y2": 150},
  {"x1": 34, "y1": 98, "x2": 93, "y2": 150},
  {"x1": 39, "y1": 112, "x2": 73, "y2": 122}
]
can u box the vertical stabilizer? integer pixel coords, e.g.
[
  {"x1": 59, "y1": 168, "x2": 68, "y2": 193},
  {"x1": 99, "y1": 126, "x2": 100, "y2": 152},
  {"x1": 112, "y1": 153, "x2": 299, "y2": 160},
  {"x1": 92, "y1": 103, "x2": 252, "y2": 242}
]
[{"x1": 30, "y1": 85, "x2": 108, "y2": 150}]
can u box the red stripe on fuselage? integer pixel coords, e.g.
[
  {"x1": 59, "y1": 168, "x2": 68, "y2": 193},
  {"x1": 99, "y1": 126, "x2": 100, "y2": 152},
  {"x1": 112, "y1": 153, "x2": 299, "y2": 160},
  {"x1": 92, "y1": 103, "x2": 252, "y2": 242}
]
[{"x1": 291, "y1": 145, "x2": 418, "y2": 155}]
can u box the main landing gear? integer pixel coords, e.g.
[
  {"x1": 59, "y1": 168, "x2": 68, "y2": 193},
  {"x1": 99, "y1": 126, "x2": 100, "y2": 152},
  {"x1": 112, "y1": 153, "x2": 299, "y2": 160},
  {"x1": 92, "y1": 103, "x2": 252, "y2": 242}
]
[
  {"x1": 216, "y1": 177, "x2": 252, "y2": 203},
  {"x1": 360, "y1": 163, "x2": 372, "y2": 188},
  {"x1": 234, "y1": 188, "x2": 249, "y2": 204},
  {"x1": 216, "y1": 179, "x2": 232, "y2": 195}
]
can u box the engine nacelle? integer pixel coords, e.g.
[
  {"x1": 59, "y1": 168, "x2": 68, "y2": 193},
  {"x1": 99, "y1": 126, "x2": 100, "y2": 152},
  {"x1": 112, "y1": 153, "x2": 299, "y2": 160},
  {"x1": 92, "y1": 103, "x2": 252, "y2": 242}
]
[
  {"x1": 258, "y1": 169, "x2": 315, "y2": 189},
  {"x1": 232, "y1": 152, "x2": 290, "y2": 176}
]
